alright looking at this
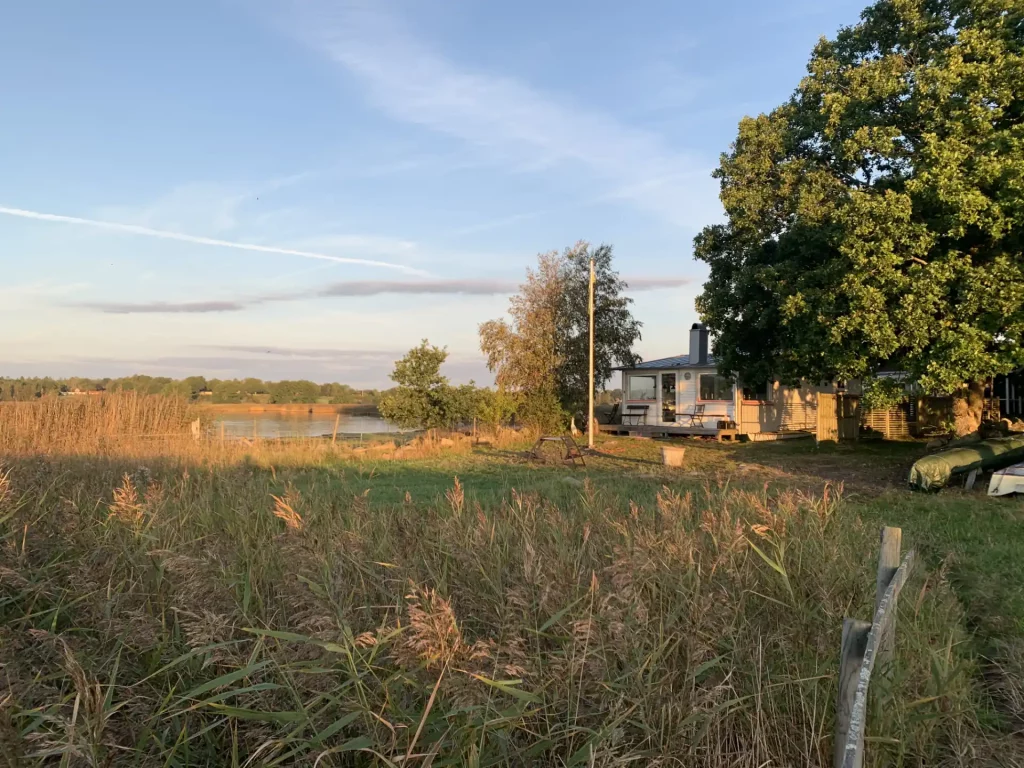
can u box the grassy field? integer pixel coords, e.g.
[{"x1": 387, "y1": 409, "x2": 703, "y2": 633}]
[{"x1": 1, "y1": 395, "x2": 1023, "y2": 765}]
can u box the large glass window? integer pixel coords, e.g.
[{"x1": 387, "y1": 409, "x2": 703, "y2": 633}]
[
  {"x1": 627, "y1": 374, "x2": 656, "y2": 400},
  {"x1": 699, "y1": 374, "x2": 733, "y2": 402}
]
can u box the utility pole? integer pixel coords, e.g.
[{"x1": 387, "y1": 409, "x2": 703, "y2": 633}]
[{"x1": 588, "y1": 257, "x2": 596, "y2": 450}]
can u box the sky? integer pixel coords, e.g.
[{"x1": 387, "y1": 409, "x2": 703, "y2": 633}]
[{"x1": 0, "y1": 0, "x2": 868, "y2": 388}]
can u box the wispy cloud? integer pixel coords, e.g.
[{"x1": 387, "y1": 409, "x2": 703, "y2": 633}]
[
  {"x1": 210, "y1": 345, "x2": 400, "y2": 360},
  {"x1": 286, "y1": 1, "x2": 721, "y2": 229},
  {"x1": 315, "y1": 279, "x2": 514, "y2": 298},
  {"x1": 71, "y1": 276, "x2": 691, "y2": 314},
  {"x1": 77, "y1": 300, "x2": 249, "y2": 314},
  {"x1": 0, "y1": 205, "x2": 424, "y2": 274}
]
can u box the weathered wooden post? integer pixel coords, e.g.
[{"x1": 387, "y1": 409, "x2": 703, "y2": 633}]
[
  {"x1": 875, "y1": 527, "x2": 902, "y2": 675},
  {"x1": 835, "y1": 618, "x2": 870, "y2": 768},
  {"x1": 331, "y1": 414, "x2": 340, "y2": 445}
]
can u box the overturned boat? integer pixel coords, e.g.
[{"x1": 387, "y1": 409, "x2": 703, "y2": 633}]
[
  {"x1": 909, "y1": 435, "x2": 1024, "y2": 491},
  {"x1": 988, "y1": 462, "x2": 1024, "y2": 496}
]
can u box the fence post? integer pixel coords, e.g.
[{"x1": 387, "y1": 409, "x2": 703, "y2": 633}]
[
  {"x1": 332, "y1": 414, "x2": 340, "y2": 446},
  {"x1": 875, "y1": 527, "x2": 902, "y2": 675},
  {"x1": 835, "y1": 618, "x2": 870, "y2": 768}
]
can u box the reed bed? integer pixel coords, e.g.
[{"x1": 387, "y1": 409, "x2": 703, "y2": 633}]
[
  {"x1": 0, "y1": 393, "x2": 200, "y2": 455},
  {"x1": 0, "y1": 451, "x2": 996, "y2": 766}
]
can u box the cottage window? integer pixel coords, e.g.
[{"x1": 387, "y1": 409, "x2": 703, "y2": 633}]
[
  {"x1": 627, "y1": 374, "x2": 657, "y2": 401},
  {"x1": 742, "y1": 381, "x2": 772, "y2": 402},
  {"x1": 699, "y1": 374, "x2": 733, "y2": 402}
]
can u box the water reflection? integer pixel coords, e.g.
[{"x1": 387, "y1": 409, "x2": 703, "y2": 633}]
[{"x1": 213, "y1": 413, "x2": 403, "y2": 439}]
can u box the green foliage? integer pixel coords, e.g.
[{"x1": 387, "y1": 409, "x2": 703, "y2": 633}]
[
  {"x1": 480, "y1": 242, "x2": 640, "y2": 429},
  {"x1": 695, "y1": 0, "x2": 1024, "y2": 395},
  {"x1": 378, "y1": 340, "x2": 480, "y2": 430},
  {"x1": 475, "y1": 388, "x2": 519, "y2": 427},
  {"x1": 860, "y1": 375, "x2": 909, "y2": 411},
  {"x1": 480, "y1": 252, "x2": 567, "y2": 431}
]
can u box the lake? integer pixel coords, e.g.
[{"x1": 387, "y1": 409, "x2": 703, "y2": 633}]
[{"x1": 212, "y1": 412, "x2": 404, "y2": 440}]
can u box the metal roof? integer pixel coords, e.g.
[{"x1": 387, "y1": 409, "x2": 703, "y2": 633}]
[{"x1": 616, "y1": 354, "x2": 717, "y2": 371}]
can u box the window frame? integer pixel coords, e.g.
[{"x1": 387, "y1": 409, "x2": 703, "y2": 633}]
[
  {"x1": 742, "y1": 380, "x2": 774, "y2": 404},
  {"x1": 625, "y1": 373, "x2": 657, "y2": 402},
  {"x1": 698, "y1": 373, "x2": 734, "y2": 403}
]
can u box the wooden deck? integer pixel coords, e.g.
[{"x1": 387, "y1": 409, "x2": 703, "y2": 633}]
[{"x1": 598, "y1": 424, "x2": 739, "y2": 441}]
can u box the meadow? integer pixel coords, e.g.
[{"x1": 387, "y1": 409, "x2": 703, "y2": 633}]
[{"x1": 1, "y1": 394, "x2": 1022, "y2": 766}]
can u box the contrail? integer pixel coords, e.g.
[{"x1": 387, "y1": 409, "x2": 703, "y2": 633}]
[{"x1": 0, "y1": 205, "x2": 424, "y2": 275}]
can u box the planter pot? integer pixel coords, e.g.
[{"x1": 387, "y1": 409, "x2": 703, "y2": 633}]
[{"x1": 661, "y1": 446, "x2": 686, "y2": 467}]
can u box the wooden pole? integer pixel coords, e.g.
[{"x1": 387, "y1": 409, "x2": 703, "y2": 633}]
[
  {"x1": 875, "y1": 527, "x2": 902, "y2": 674},
  {"x1": 835, "y1": 618, "x2": 870, "y2": 768},
  {"x1": 588, "y1": 257, "x2": 596, "y2": 450},
  {"x1": 331, "y1": 414, "x2": 340, "y2": 445}
]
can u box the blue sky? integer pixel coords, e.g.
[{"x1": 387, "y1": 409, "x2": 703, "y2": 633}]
[{"x1": 0, "y1": 0, "x2": 867, "y2": 387}]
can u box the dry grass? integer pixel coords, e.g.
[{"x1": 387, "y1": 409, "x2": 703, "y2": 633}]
[
  {"x1": 0, "y1": 458, "x2": 1003, "y2": 766},
  {"x1": 0, "y1": 396, "x2": 1015, "y2": 765},
  {"x1": 0, "y1": 392, "x2": 200, "y2": 455}
]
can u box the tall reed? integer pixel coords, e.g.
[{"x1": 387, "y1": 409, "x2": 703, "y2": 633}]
[
  {"x1": 0, "y1": 393, "x2": 199, "y2": 455},
  {"x1": 0, "y1": 455, "x2": 998, "y2": 766}
]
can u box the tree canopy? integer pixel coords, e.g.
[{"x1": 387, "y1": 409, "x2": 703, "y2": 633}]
[
  {"x1": 480, "y1": 242, "x2": 641, "y2": 427},
  {"x1": 377, "y1": 341, "x2": 478, "y2": 430},
  {"x1": 0, "y1": 375, "x2": 377, "y2": 405},
  {"x1": 695, "y1": 0, "x2": 1024, "y2": 420},
  {"x1": 479, "y1": 251, "x2": 565, "y2": 429}
]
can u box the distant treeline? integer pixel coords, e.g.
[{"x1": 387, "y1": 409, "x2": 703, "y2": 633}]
[{"x1": 0, "y1": 376, "x2": 380, "y2": 405}]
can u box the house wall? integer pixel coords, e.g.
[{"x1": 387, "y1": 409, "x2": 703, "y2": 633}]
[
  {"x1": 623, "y1": 368, "x2": 736, "y2": 426},
  {"x1": 739, "y1": 382, "x2": 851, "y2": 434},
  {"x1": 623, "y1": 368, "x2": 854, "y2": 434}
]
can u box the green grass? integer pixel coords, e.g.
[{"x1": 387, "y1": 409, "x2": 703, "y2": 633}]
[{"x1": 1, "y1": 435, "x2": 1021, "y2": 765}]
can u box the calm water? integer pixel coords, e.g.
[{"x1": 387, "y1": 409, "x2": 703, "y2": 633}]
[{"x1": 213, "y1": 413, "x2": 404, "y2": 439}]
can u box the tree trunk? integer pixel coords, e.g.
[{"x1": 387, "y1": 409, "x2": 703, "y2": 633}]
[{"x1": 952, "y1": 380, "x2": 986, "y2": 437}]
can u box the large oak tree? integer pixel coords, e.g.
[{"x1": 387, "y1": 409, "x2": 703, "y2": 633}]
[{"x1": 695, "y1": 0, "x2": 1023, "y2": 433}]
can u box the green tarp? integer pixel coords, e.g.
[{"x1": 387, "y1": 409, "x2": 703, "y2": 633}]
[{"x1": 908, "y1": 435, "x2": 1024, "y2": 491}]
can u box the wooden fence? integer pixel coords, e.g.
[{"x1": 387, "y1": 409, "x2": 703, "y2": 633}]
[
  {"x1": 861, "y1": 396, "x2": 1003, "y2": 439},
  {"x1": 834, "y1": 527, "x2": 915, "y2": 768},
  {"x1": 817, "y1": 394, "x2": 861, "y2": 442}
]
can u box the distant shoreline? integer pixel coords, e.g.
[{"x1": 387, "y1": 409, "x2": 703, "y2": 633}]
[{"x1": 197, "y1": 402, "x2": 379, "y2": 416}]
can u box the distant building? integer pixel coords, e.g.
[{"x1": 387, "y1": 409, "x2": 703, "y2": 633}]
[{"x1": 61, "y1": 388, "x2": 105, "y2": 397}]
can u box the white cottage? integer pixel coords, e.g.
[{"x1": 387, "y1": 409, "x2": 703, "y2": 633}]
[
  {"x1": 612, "y1": 323, "x2": 844, "y2": 439},
  {"x1": 615, "y1": 324, "x2": 738, "y2": 432}
]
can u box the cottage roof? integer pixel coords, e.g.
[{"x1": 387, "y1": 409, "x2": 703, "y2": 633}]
[{"x1": 616, "y1": 354, "x2": 718, "y2": 371}]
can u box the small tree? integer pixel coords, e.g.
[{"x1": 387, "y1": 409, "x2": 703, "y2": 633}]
[
  {"x1": 480, "y1": 252, "x2": 566, "y2": 430},
  {"x1": 480, "y1": 242, "x2": 642, "y2": 429},
  {"x1": 378, "y1": 341, "x2": 471, "y2": 430}
]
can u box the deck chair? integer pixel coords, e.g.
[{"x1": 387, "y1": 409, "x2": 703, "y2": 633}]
[
  {"x1": 602, "y1": 402, "x2": 621, "y2": 425},
  {"x1": 679, "y1": 404, "x2": 706, "y2": 427}
]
